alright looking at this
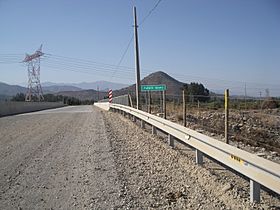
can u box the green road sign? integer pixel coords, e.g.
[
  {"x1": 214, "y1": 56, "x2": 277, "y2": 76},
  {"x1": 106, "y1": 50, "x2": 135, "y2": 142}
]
[{"x1": 141, "y1": 84, "x2": 166, "y2": 92}]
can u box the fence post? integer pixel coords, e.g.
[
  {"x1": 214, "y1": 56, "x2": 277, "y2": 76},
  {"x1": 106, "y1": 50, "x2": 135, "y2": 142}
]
[
  {"x1": 225, "y1": 89, "x2": 229, "y2": 144},
  {"x1": 163, "y1": 90, "x2": 166, "y2": 119},
  {"x1": 145, "y1": 91, "x2": 148, "y2": 112},
  {"x1": 183, "y1": 89, "x2": 187, "y2": 127},
  {"x1": 148, "y1": 91, "x2": 151, "y2": 114}
]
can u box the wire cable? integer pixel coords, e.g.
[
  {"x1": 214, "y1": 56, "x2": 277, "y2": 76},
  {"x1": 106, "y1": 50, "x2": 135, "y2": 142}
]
[{"x1": 139, "y1": 0, "x2": 163, "y2": 26}]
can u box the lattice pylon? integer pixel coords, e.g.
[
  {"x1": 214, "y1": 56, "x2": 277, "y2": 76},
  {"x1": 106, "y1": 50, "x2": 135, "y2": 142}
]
[{"x1": 23, "y1": 45, "x2": 44, "y2": 102}]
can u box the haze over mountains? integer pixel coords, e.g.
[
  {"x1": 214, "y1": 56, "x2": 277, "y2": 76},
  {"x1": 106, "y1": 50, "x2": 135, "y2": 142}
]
[
  {"x1": 1, "y1": 71, "x2": 278, "y2": 101},
  {"x1": 0, "y1": 80, "x2": 128, "y2": 98},
  {"x1": 42, "y1": 81, "x2": 128, "y2": 91},
  {"x1": 0, "y1": 71, "x2": 185, "y2": 101}
]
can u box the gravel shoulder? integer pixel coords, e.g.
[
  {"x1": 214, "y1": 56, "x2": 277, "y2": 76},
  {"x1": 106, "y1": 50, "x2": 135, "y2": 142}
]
[{"x1": 102, "y1": 109, "x2": 280, "y2": 209}]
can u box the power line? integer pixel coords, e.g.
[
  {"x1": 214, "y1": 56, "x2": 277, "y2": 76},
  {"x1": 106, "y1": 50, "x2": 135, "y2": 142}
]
[
  {"x1": 111, "y1": 34, "x2": 134, "y2": 79},
  {"x1": 139, "y1": 0, "x2": 163, "y2": 26},
  {"x1": 1, "y1": 52, "x2": 280, "y2": 91},
  {"x1": 111, "y1": 0, "x2": 164, "y2": 80}
]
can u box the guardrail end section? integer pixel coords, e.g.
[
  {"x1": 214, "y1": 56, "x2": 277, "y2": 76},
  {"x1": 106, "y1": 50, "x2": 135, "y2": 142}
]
[{"x1": 250, "y1": 180, "x2": 260, "y2": 203}]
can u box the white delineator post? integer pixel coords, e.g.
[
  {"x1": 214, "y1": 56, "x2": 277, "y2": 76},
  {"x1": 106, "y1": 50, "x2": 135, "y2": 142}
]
[{"x1": 109, "y1": 89, "x2": 113, "y2": 103}]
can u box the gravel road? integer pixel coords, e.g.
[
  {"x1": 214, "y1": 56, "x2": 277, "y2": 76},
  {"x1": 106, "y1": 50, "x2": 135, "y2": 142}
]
[
  {"x1": 0, "y1": 105, "x2": 279, "y2": 209},
  {"x1": 0, "y1": 106, "x2": 120, "y2": 209}
]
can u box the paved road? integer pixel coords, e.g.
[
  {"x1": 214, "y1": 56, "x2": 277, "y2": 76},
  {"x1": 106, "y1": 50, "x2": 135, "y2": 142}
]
[{"x1": 0, "y1": 106, "x2": 120, "y2": 209}]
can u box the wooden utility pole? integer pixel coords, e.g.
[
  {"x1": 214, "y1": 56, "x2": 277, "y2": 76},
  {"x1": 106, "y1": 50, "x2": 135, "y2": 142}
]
[
  {"x1": 183, "y1": 89, "x2": 187, "y2": 127},
  {"x1": 133, "y1": 6, "x2": 141, "y2": 110},
  {"x1": 225, "y1": 89, "x2": 229, "y2": 144}
]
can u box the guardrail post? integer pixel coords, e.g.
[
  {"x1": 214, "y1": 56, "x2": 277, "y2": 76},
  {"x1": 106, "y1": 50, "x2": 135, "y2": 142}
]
[
  {"x1": 152, "y1": 126, "x2": 157, "y2": 135},
  {"x1": 196, "y1": 149, "x2": 203, "y2": 164},
  {"x1": 168, "y1": 134, "x2": 174, "y2": 148},
  {"x1": 250, "y1": 180, "x2": 260, "y2": 203},
  {"x1": 132, "y1": 115, "x2": 136, "y2": 122},
  {"x1": 141, "y1": 120, "x2": 145, "y2": 129}
]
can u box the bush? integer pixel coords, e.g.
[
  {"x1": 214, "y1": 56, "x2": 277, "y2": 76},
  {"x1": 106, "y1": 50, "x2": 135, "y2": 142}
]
[{"x1": 261, "y1": 97, "x2": 279, "y2": 109}]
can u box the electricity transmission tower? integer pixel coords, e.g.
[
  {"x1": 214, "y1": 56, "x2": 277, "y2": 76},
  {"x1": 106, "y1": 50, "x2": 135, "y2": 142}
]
[{"x1": 23, "y1": 45, "x2": 44, "y2": 101}]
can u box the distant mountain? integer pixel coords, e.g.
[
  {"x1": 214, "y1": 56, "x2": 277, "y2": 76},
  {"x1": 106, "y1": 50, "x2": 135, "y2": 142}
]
[
  {"x1": 55, "y1": 71, "x2": 186, "y2": 101},
  {"x1": 0, "y1": 82, "x2": 83, "y2": 98},
  {"x1": 56, "y1": 89, "x2": 107, "y2": 101},
  {"x1": 42, "y1": 85, "x2": 82, "y2": 93},
  {"x1": 114, "y1": 71, "x2": 185, "y2": 96},
  {"x1": 42, "y1": 81, "x2": 128, "y2": 91},
  {"x1": 0, "y1": 82, "x2": 27, "y2": 96}
]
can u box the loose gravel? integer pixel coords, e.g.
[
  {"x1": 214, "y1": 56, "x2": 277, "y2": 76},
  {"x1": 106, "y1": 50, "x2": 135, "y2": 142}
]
[{"x1": 102, "y1": 109, "x2": 280, "y2": 209}]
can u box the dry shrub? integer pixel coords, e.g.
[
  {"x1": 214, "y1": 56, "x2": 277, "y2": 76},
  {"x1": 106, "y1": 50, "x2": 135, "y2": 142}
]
[
  {"x1": 176, "y1": 113, "x2": 183, "y2": 121},
  {"x1": 261, "y1": 97, "x2": 278, "y2": 109}
]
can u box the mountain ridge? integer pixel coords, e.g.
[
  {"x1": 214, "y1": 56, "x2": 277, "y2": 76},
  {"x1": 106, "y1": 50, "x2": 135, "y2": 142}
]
[{"x1": 42, "y1": 81, "x2": 128, "y2": 91}]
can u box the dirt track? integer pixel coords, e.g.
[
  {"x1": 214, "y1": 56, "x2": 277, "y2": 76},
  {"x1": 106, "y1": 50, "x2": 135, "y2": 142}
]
[{"x1": 0, "y1": 106, "x2": 279, "y2": 209}]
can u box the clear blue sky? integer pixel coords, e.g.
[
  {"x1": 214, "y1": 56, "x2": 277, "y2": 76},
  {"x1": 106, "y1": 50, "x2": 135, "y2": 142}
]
[{"x1": 0, "y1": 0, "x2": 279, "y2": 96}]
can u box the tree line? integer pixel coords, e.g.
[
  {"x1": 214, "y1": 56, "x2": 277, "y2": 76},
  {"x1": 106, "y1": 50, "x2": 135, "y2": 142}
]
[{"x1": 11, "y1": 93, "x2": 94, "y2": 105}]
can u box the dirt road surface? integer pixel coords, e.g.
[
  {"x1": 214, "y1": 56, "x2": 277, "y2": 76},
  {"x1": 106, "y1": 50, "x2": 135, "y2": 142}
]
[
  {"x1": 0, "y1": 105, "x2": 279, "y2": 209},
  {"x1": 0, "y1": 106, "x2": 120, "y2": 209}
]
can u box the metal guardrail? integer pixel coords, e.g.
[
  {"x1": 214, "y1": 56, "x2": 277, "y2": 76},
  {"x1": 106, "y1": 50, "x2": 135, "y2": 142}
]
[
  {"x1": 110, "y1": 103, "x2": 280, "y2": 203},
  {"x1": 99, "y1": 94, "x2": 130, "y2": 106}
]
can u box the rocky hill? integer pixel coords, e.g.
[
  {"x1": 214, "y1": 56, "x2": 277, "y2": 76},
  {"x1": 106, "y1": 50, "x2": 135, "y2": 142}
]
[{"x1": 114, "y1": 71, "x2": 185, "y2": 96}]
